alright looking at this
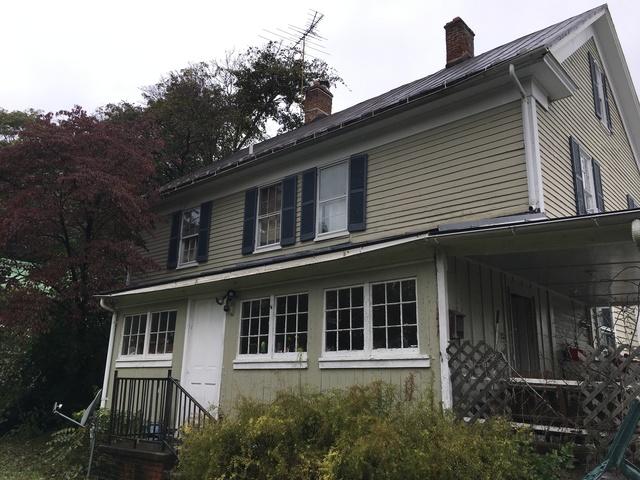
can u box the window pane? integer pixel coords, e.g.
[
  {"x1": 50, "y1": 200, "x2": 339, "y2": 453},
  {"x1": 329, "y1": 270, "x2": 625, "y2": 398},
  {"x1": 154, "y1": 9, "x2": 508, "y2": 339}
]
[
  {"x1": 149, "y1": 333, "x2": 157, "y2": 354},
  {"x1": 403, "y1": 326, "x2": 418, "y2": 348},
  {"x1": 372, "y1": 284, "x2": 385, "y2": 305},
  {"x1": 168, "y1": 312, "x2": 177, "y2": 332},
  {"x1": 352, "y1": 308, "x2": 364, "y2": 329},
  {"x1": 388, "y1": 327, "x2": 402, "y2": 348},
  {"x1": 402, "y1": 303, "x2": 417, "y2": 325},
  {"x1": 338, "y1": 289, "x2": 350, "y2": 308},
  {"x1": 373, "y1": 328, "x2": 386, "y2": 349},
  {"x1": 276, "y1": 297, "x2": 286, "y2": 315},
  {"x1": 165, "y1": 332, "x2": 174, "y2": 354},
  {"x1": 387, "y1": 304, "x2": 401, "y2": 326},
  {"x1": 298, "y1": 333, "x2": 307, "y2": 352},
  {"x1": 257, "y1": 184, "x2": 282, "y2": 247},
  {"x1": 275, "y1": 334, "x2": 285, "y2": 353},
  {"x1": 373, "y1": 306, "x2": 386, "y2": 327},
  {"x1": 261, "y1": 299, "x2": 270, "y2": 316},
  {"x1": 326, "y1": 290, "x2": 337, "y2": 310},
  {"x1": 286, "y1": 314, "x2": 297, "y2": 333},
  {"x1": 259, "y1": 336, "x2": 268, "y2": 353},
  {"x1": 352, "y1": 287, "x2": 363, "y2": 307},
  {"x1": 352, "y1": 329, "x2": 364, "y2": 350},
  {"x1": 326, "y1": 331, "x2": 337, "y2": 351},
  {"x1": 326, "y1": 310, "x2": 337, "y2": 330},
  {"x1": 319, "y1": 162, "x2": 348, "y2": 200},
  {"x1": 124, "y1": 318, "x2": 132, "y2": 336},
  {"x1": 182, "y1": 208, "x2": 200, "y2": 236},
  {"x1": 298, "y1": 313, "x2": 308, "y2": 332},
  {"x1": 299, "y1": 294, "x2": 308, "y2": 313},
  {"x1": 275, "y1": 315, "x2": 285, "y2": 334},
  {"x1": 259, "y1": 318, "x2": 269, "y2": 335},
  {"x1": 240, "y1": 337, "x2": 249, "y2": 355},
  {"x1": 287, "y1": 295, "x2": 297, "y2": 313},
  {"x1": 319, "y1": 198, "x2": 347, "y2": 234},
  {"x1": 338, "y1": 330, "x2": 350, "y2": 350},
  {"x1": 401, "y1": 280, "x2": 416, "y2": 302},
  {"x1": 338, "y1": 310, "x2": 350, "y2": 329},
  {"x1": 386, "y1": 282, "x2": 401, "y2": 303}
]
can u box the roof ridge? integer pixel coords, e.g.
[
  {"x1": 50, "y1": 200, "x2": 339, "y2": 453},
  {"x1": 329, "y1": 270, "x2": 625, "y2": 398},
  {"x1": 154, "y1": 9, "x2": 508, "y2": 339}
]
[{"x1": 160, "y1": 4, "x2": 608, "y2": 193}]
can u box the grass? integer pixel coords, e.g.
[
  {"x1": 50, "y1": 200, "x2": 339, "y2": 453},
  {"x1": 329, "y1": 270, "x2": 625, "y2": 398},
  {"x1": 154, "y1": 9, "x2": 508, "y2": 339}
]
[{"x1": 0, "y1": 435, "x2": 49, "y2": 479}]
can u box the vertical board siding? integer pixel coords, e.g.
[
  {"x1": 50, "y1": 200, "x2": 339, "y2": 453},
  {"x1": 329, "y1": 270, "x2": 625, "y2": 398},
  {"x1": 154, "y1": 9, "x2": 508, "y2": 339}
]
[
  {"x1": 447, "y1": 257, "x2": 593, "y2": 376},
  {"x1": 539, "y1": 39, "x2": 640, "y2": 218},
  {"x1": 132, "y1": 102, "x2": 527, "y2": 286}
]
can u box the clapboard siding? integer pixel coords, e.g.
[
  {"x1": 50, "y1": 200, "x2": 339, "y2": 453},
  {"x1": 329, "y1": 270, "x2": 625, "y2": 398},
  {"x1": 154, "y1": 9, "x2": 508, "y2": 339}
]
[
  {"x1": 132, "y1": 101, "x2": 527, "y2": 285},
  {"x1": 539, "y1": 39, "x2": 640, "y2": 218}
]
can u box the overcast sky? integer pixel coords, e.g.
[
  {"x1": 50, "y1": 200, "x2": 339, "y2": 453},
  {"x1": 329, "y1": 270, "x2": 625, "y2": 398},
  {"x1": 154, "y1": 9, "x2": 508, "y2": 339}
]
[{"x1": 1, "y1": 0, "x2": 638, "y2": 116}]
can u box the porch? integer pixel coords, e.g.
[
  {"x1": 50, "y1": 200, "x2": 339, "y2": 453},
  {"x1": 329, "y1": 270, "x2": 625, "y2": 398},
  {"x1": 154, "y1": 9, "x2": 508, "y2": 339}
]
[{"x1": 437, "y1": 211, "x2": 640, "y2": 454}]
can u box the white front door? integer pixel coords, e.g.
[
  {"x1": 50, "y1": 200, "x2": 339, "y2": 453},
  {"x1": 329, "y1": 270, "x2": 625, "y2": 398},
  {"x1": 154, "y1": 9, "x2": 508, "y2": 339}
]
[{"x1": 182, "y1": 299, "x2": 225, "y2": 413}]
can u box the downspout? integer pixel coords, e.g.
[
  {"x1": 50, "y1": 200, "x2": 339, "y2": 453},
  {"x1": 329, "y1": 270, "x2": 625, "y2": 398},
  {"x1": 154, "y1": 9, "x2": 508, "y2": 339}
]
[
  {"x1": 509, "y1": 64, "x2": 545, "y2": 214},
  {"x1": 99, "y1": 297, "x2": 117, "y2": 408}
]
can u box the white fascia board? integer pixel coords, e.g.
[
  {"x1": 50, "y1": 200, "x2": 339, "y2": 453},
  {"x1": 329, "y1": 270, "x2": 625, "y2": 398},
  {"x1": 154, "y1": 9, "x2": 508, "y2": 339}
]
[
  {"x1": 551, "y1": 11, "x2": 640, "y2": 171},
  {"x1": 105, "y1": 234, "x2": 430, "y2": 298}
]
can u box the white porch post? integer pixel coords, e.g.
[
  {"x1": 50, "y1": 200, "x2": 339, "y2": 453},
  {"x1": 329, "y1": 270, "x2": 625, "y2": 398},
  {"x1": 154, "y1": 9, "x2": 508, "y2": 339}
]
[
  {"x1": 436, "y1": 250, "x2": 453, "y2": 409},
  {"x1": 100, "y1": 306, "x2": 117, "y2": 408}
]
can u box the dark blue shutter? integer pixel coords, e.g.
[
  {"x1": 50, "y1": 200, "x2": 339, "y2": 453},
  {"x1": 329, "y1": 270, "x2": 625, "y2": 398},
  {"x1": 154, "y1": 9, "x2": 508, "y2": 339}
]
[
  {"x1": 280, "y1": 176, "x2": 297, "y2": 246},
  {"x1": 241, "y1": 188, "x2": 258, "y2": 255},
  {"x1": 569, "y1": 137, "x2": 586, "y2": 215},
  {"x1": 592, "y1": 159, "x2": 605, "y2": 213},
  {"x1": 348, "y1": 153, "x2": 368, "y2": 232},
  {"x1": 627, "y1": 194, "x2": 637, "y2": 209},
  {"x1": 602, "y1": 73, "x2": 612, "y2": 131},
  {"x1": 196, "y1": 201, "x2": 212, "y2": 263},
  {"x1": 300, "y1": 168, "x2": 317, "y2": 241},
  {"x1": 588, "y1": 52, "x2": 602, "y2": 119},
  {"x1": 166, "y1": 211, "x2": 181, "y2": 269}
]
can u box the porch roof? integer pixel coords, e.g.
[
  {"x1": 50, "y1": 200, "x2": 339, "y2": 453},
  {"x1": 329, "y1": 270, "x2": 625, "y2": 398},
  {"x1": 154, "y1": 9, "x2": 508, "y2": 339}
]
[{"x1": 436, "y1": 210, "x2": 640, "y2": 305}]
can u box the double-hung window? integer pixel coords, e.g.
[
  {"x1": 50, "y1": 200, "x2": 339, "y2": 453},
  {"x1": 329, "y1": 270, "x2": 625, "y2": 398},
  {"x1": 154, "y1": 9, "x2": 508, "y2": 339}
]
[
  {"x1": 179, "y1": 207, "x2": 200, "y2": 265},
  {"x1": 317, "y1": 161, "x2": 349, "y2": 236},
  {"x1": 580, "y1": 149, "x2": 598, "y2": 214},
  {"x1": 256, "y1": 183, "x2": 282, "y2": 248},
  {"x1": 570, "y1": 137, "x2": 604, "y2": 215},
  {"x1": 118, "y1": 310, "x2": 177, "y2": 366},
  {"x1": 235, "y1": 293, "x2": 309, "y2": 369},
  {"x1": 588, "y1": 52, "x2": 611, "y2": 131},
  {"x1": 321, "y1": 278, "x2": 428, "y2": 369}
]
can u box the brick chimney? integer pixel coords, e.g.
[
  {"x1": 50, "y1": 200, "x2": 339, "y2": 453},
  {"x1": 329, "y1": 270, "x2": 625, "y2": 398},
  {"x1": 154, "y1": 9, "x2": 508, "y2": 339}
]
[
  {"x1": 444, "y1": 17, "x2": 475, "y2": 68},
  {"x1": 303, "y1": 80, "x2": 333, "y2": 124}
]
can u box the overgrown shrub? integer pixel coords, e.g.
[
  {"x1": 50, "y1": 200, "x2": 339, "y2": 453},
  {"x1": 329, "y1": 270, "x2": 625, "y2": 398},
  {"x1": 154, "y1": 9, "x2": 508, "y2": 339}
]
[{"x1": 177, "y1": 382, "x2": 573, "y2": 480}]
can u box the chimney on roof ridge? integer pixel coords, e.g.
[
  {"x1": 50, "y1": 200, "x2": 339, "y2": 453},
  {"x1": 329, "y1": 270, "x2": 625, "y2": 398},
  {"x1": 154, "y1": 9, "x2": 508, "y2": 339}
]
[
  {"x1": 303, "y1": 80, "x2": 333, "y2": 124},
  {"x1": 444, "y1": 17, "x2": 475, "y2": 68}
]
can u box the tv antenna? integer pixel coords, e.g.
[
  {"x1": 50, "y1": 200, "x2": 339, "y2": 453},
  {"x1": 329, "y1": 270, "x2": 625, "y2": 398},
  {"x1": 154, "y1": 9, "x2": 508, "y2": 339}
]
[
  {"x1": 53, "y1": 389, "x2": 102, "y2": 480},
  {"x1": 260, "y1": 9, "x2": 329, "y2": 94}
]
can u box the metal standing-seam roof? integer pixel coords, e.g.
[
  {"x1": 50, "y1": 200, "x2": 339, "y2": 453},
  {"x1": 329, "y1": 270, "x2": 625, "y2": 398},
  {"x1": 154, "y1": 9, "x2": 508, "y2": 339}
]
[{"x1": 161, "y1": 4, "x2": 606, "y2": 194}]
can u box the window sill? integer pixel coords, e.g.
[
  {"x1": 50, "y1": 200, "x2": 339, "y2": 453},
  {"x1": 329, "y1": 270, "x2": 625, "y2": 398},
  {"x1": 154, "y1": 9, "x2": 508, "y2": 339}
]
[
  {"x1": 253, "y1": 244, "x2": 282, "y2": 254},
  {"x1": 233, "y1": 354, "x2": 308, "y2": 370},
  {"x1": 314, "y1": 230, "x2": 349, "y2": 242},
  {"x1": 176, "y1": 261, "x2": 198, "y2": 269},
  {"x1": 116, "y1": 356, "x2": 173, "y2": 369},
  {"x1": 318, "y1": 354, "x2": 430, "y2": 369}
]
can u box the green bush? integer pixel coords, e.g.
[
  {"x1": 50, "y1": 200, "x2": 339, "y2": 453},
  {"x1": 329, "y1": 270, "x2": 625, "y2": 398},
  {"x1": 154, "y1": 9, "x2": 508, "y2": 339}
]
[{"x1": 177, "y1": 382, "x2": 573, "y2": 480}]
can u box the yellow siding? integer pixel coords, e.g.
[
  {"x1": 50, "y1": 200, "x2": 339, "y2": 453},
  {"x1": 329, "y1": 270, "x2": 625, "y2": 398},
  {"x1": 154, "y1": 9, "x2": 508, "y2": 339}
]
[
  {"x1": 132, "y1": 101, "x2": 527, "y2": 286},
  {"x1": 539, "y1": 39, "x2": 640, "y2": 218}
]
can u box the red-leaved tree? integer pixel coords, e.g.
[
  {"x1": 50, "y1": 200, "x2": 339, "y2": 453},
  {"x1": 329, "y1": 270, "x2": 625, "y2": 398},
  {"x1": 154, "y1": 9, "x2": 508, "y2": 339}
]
[{"x1": 0, "y1": 107, "x2": 159, "y2": 329}]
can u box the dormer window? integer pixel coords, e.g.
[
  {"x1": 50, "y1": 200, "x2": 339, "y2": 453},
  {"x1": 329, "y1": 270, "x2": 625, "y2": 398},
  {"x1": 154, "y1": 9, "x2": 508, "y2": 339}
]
[
  {"x1": 256, "y1": 183, "x2": 282, "y2": 248},
  {"x1": 179, "y1": 207, "x2": 200, "y2": 265},
  {"x1": 317, "y1": 161, "x2": 348, "y2": 236}
]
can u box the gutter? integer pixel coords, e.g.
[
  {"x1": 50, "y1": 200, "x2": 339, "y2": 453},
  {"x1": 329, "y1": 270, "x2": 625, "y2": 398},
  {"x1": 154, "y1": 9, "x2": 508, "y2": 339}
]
[
  {"x1": 98, "y1": 298, "x2": 117, "y2": 408},
  {"x1": 160, "y1": 48, "x2": 549, "y2": 197}
]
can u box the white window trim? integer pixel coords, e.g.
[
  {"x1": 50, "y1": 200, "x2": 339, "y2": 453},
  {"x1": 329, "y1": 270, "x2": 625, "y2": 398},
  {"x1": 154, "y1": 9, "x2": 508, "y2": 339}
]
[
  {"x1": 579, "y1": 147, "x2": 600, "y2": 214},
  {"x1": 116, "y1": 310, "x2": 176, "y2": 367},
  {"x1": 315, "y1": 160, "x2": 349, "y2": 241},
  {"x1": 177, "y1": 207, "x2": 200, "y2": 267},
  {"x1": 319, "y1": 278, "x2": 427, "y2": 369},
  {"x1": 255, "y1": 183, "x2": 283, "y2": 251},
  {"x1": 234, "y1": 293, "x2": 309, "y2": 369}
]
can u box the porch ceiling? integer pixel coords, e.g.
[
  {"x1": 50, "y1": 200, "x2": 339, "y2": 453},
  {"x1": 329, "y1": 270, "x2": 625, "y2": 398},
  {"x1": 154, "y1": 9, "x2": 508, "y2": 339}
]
[{"x1": 439, "y1": 211, "x2": 640, "y2": 305}]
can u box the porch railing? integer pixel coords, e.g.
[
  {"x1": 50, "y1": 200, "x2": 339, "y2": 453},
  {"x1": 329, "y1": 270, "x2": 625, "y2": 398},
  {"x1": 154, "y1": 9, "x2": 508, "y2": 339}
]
[{"x1": 108, "y1": 370, "x2": 213, "y2": 449}]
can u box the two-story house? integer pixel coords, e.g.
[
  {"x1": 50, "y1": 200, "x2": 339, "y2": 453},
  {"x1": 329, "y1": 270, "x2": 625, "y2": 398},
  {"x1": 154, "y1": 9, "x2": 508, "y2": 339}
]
[{"x1": 98, "y1": 4, "x2": 640, "y2": 439}]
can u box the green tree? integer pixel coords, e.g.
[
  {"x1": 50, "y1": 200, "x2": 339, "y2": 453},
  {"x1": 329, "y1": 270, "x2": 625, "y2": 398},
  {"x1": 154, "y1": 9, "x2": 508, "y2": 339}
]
[
  {"x1": 0, "y1": 108, "x2": 39, "y2": 147},
  {"x1": 106, "y1": 42, "x2": 342, "y2": 182}
]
